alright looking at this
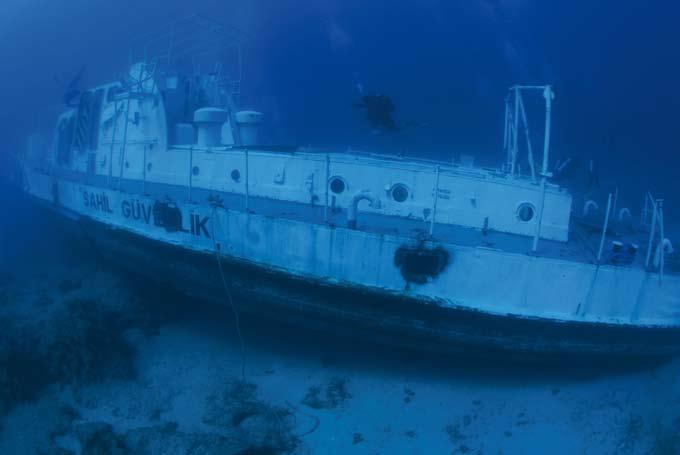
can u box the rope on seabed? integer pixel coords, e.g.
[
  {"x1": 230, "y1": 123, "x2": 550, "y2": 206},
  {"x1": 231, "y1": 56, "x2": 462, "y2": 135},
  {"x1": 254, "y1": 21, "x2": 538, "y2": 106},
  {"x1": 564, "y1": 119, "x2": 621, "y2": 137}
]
[
  {"x1": 209, "y1": 203, "x2": 320, "y2": 443},
  {"x1": 210, "y1": 204, "x2": 247, "y2": 381},
  {"x1": 285, "y1": 400, "x2": 320, "y2": 438}
]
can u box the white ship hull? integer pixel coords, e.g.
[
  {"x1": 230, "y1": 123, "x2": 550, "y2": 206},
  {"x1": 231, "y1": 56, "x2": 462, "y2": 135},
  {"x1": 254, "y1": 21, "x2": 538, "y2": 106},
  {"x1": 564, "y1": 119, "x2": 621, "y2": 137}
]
[
  {"x1": 15, "y1": 36, "x2": 679, "y2": 358},
  {"x1": 19, "y1": 168, "x2": 680, "y2": 358}
]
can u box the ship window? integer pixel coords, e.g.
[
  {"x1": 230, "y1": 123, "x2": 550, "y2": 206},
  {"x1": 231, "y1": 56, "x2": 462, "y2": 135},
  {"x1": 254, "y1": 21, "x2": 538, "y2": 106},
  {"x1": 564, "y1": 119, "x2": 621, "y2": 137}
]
[
  {"x1": 329, "y1": 177, "x2": 346, "y2": 194},
  {"x1": 517, "y1": 202, "x2": 535, "y2": 222},
  {"x1": 231, "y1": 169, "x2": 241, "y2": 182},
  {"x1": 146, "y1": 163, "x2": 152, "y2": 172},
  {"x1": 391, "y1": 184, "x2": 409, "y2": 203},
  {"x1": 192, "y1": 166, "x2": 200, "y2": 176}
]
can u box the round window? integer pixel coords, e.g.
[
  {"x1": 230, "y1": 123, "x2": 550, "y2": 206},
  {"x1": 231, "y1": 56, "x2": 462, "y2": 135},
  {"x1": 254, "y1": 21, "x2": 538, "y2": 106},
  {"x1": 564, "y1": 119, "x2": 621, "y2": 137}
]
[
  {"x1": 391, "y1": 184, "x2": 409, "y2": 203},
  {"x1": 231, "y1": 169, "x2": 241, "y2": 182},
  {"x1": 192, "y1": 166, "x2": 200, "y2": 176},
  {"x1": 329, "y1": 177, "x2": 346, "y2": 194},
  {"x1": 517, "y1": 203, "x2": 536, "y2": 222}
]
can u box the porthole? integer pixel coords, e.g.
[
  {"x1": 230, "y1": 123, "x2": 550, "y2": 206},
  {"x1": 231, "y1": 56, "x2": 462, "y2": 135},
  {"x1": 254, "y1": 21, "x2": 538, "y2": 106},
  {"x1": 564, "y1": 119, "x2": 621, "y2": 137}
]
[
  {"x1": 329, "y1": 177, "x2": 346, "y2": 194},
  {"x1": 391, "y1": 184, "x2": 409, "y2": 203},
  {"x1": 146, "y1": 163, "x2": 152, "y2": 172},
  {"x1": 125, "y1": 161, "x2": 130, "y2": 169},
  {"x1": 231, "y1": 169, "x2": 241, "y2": 182},
  {"x1": 192, "y1": 166, "x2": 200, "y2": 176},
  {"x1": 517, "y1": 202, "x2": 536, "y2": 222}
]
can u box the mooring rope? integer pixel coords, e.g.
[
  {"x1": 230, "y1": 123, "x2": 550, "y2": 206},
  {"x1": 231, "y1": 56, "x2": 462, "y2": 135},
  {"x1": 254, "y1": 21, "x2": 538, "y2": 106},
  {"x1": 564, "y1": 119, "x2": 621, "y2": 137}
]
[
  {"x1": 210, "y1": 204, "x2": 246, "y2": 381},
  {"x1": 209, "y1": 201, "x2": 320, "y2": 441},
  {"x1": 285, "y1": 400, "x2": 321, "y2": 438}
]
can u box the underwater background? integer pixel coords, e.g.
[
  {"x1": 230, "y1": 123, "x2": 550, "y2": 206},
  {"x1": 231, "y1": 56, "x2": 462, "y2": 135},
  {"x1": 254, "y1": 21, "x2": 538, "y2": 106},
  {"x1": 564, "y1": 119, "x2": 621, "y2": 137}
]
[{"x1": 1, "y1": 1, "x2": 680, "y2": 453}]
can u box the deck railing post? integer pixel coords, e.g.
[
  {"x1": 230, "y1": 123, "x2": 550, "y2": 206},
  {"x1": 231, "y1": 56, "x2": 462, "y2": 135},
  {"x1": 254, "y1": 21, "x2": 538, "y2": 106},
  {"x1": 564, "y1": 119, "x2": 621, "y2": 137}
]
[
  {"x1": 503, "y1": 99, "x2": 510, "y2": 171},
  {"x1": 324, "y1": 153, "x2": 330, "y2": 223},
  {"x1": 430, "y1": 165, "x2": 440, "y2": 236},
  {"x1": 532, "y1": 177, "x2": 547, "y2": 252},
  {"x1": 117, "y1": 64, "x2": 145, "y2": 193},
  {"x1": 517, "y1": 93, "x2": 536, "y2": 182},
  {"x1": 659, "y1": 201, "x2": 665, "y2": 284},
  {"x1": 541, "y1": 85, "x2": 553, "y2": 177},
  {"x1": 511, "y1": 86, "x2": 520, "y2": 177},
  {"x1": 641, "y1": 191, "x2": 649, "y2": 226},
  {"x1": 612, "y1": 187, "x2": 619, "y2": 224},
  {"x1": 645, "y1": 194, "x2": 657, "y2": 268},
  {"x1": 107, "y1": 101, "x2": 120, "y2": 188},
  {"x1": 245, "y1": 149, "x2": 249, "y2": 211},
  {"x1": 188, "y1": 146, "x2": 193, "y2": 202},
  {"x1": 142, "y1": 144, "x2": 147, "y2": 195},
  {"x1": 597, "y1": 193, "x2": 613, "y2": 263}
]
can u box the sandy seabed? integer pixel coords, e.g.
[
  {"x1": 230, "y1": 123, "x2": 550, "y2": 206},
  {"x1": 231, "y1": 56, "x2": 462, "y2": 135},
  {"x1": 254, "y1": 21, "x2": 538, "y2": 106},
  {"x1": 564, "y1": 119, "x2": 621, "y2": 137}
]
[{"x1": 0, "y1": 228, "x2": 679, "y2": 455}]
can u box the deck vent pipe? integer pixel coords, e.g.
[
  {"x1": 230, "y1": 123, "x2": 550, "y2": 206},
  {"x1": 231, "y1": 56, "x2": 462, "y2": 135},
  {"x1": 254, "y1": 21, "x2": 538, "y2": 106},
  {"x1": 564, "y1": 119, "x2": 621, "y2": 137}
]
[
  {"x1": 348, "y1": 190, "x2": 381, "y2": 229},
  {"x1": 582, "y1": 200, "x2": 599, "y2": 217},
  {"x1": 618, "y1": 207, "x2": 632, "y2": 222},
  {"x1": 654, "y1": 238, "x2": 674, "y2": 268},
  {"x1": 235, "y1": 110, "x2": 264, "y2": 146},
  {"x1": 194, "y1": 108, "x2": 229, "y2": 147}
]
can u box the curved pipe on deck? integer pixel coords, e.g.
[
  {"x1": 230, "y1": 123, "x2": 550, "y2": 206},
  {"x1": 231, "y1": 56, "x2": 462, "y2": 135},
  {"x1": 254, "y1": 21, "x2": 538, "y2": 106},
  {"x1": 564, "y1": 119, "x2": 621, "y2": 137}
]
[
  {"x1": 582, "y1": 200, "x2": 599, "y2": 217},
  {"x1": 654, "y1": 238, "x2": 675, "y2": 267},
  {"x1": 618, "y1": 207, "x2": 632, "y2": 222},
  {"x1": 348, "y1": 190, "x2": 381, "y2": 229}
]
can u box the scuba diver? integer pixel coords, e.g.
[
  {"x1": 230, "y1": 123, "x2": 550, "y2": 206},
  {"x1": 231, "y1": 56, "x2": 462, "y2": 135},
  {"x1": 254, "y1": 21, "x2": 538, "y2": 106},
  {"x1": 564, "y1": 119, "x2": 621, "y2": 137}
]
[
  {"x1": 355, "y1": 94, "x2": 400, "y2": 132},
  {"x1": 353, "y1": 84, "x2": 418, "y2": 133}
]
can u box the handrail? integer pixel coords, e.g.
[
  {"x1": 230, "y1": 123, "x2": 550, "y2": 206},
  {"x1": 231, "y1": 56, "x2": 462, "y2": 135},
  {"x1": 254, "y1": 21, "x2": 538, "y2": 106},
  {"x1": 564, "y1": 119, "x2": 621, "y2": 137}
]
[
  {"x1": 429, "y1": 165, "x2": 440, "y2": 236},
  {"x1": 188, "y1": 146, "x2": 194, "y2": 202},
  {"x1": 324, "y1": 153, "x2": 330, "y2": 224},
  {"x1": 659, "y1": 200, "x2": 665, "y2": 283},
  {"x1": 516, "y1": 92, "x2": 536, "y2": 182},
  {"x1": 142, "y1": 144, "x2": 147, "y2": 195},
  {"x1": 116, "y1": 63, "x2": 144, "y2": 192},
  {"x1": 645, "y1": 193, "x2": 659, "y2": 268},
  {"x1": 643, "y1": 192, "x2": 668, "y2": 283},
  {"x1": 245, "y1": 149, "x2": 250, "y2": 211},
  {"x1": 107, "y1": 99, "x2": 122, "y2": 187},
  {"x1": 532, "y1": 177, "x2": 548, "y2": 252},
  {"x1": 596, "y1": 193, "x2": 613, "y2": 263}
]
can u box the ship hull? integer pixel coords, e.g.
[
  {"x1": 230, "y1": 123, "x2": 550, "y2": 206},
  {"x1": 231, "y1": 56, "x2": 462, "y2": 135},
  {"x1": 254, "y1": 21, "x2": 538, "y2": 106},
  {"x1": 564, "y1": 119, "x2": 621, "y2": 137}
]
[{"x1": 21, "y1": 190, "x2": 680, "y2": 361}]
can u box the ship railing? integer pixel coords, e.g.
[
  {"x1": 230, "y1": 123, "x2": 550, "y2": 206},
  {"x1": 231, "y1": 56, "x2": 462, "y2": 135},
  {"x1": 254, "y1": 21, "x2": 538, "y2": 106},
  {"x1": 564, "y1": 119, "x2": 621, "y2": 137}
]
[
  {"x1": 130, "y1": 14, "x2": 247, "y2": 66},
  {"x1": 643, "y1": 192, "x2": 668, "y2": 283},
  {"x1": 590, "y1": 189, "x2": 670, "y2": 283},
  {"x1": 128, "y1": 15, "x2": 246, "y2": 99}
]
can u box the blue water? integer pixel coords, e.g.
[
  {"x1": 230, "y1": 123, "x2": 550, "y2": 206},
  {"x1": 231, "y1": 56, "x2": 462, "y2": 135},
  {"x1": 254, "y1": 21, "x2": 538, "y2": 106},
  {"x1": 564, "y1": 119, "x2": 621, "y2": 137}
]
[{"x1": 1, "y1": 1, "x2": 680, "y2": 453}]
